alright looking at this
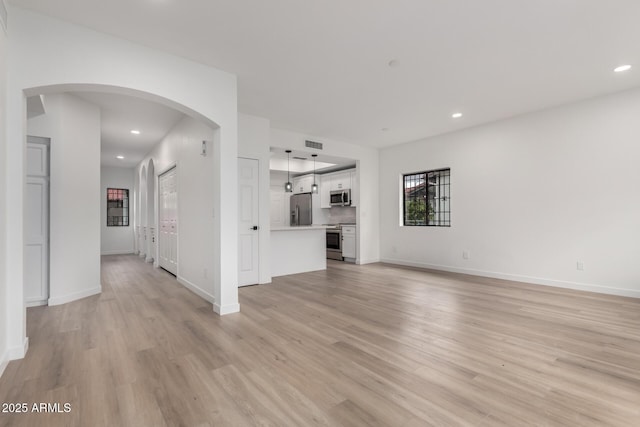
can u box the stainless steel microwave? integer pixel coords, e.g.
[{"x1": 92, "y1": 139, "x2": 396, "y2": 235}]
[{"x1": 330, "y1": 189, "x2": 351, "y2": 207}]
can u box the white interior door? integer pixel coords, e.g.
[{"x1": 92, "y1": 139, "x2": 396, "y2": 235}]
[
  {"x1": 25, "y1": 139, "x2": 49, "y2": 306},
  {"x1": 158, "y1": 167, "x2": 178, "y2": 275},
  {"x1": 238, "y1": 158, "x2": 260, "y2": 286}
]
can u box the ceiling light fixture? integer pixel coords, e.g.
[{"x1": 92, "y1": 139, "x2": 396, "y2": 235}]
[
  {"x1": 130, "y1": 129, "x2": 140, "y2": 135},
  {"x1": 614, "y1": 64, "x2": 632, "y2": 73},
  {"x1": 284, "y1": 150, "x2": 293, "y2": 193},
  {"x1": 311, "y1": 154, "x2": 318, "y2": 194},
  {"x1": 116, "y1": 155, "x2": 124, "y2": 160},
  {"x1": 452, "y1": 112, "x2": 463, "y2": 119}
]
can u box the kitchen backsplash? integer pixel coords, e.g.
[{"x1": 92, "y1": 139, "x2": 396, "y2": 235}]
[{"x1": 329, "y1": 207, "x2": 356, "y2": 224}]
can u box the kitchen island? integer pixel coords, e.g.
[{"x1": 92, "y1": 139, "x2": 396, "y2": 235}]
[{"x1": 271, "y1": 225, "x2": 328, "y2": 277}]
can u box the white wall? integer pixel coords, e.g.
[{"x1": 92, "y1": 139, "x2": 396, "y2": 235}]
[
  {"x1": 4, "y1": 6, "x2": 239, "y2": 362},
  {"x1": 269, "y1": 171, "x2": 290, "y2": 229},
  {"x1": 0, "y1": 6, "x2": 9, "y2": 375},
  {"x1": 28, "y1": 93, "x2": 102, "y2": 305},
  {"x1": 238, "y1": 113, "x2": 272, "y2": 284},
  {"x1": 135, "y1": 116, "x2": 217, "y2": 303},
  {"x1": 380, "y1": 88, "x2": 640, "y2": 298},
  {"x1": 270, "y1": 128, "x2": 380, "y2": 265},
  {"x1": 101, "y1": 166, "x2": 135, "y2": 255}
]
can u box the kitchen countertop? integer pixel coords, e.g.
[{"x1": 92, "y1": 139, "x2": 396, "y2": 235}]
[{"x1": 270, "y1": 225, "x2": 332, "y2": 231}]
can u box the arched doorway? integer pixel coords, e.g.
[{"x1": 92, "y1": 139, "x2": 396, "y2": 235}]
[{"x1": 5, "y1": 22, "x2": 241, "y2": 356}]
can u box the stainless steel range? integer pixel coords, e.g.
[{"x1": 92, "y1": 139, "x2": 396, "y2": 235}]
[{"x1": 325, "y1": 225, "x2": 343, "y2": 260}]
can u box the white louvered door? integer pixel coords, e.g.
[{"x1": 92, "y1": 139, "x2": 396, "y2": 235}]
[{"x1": 158, "y1": 167, "x2": 178, "y2": 275}]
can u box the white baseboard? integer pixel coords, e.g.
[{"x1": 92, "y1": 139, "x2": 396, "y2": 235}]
[
  {"x1": 0, "y1": 337, "x2": 26, "y2": 378},
  {"x1": 214, "y1": 303, "x2": 240, "y2": 315},
  {"x1": 48, "y1": 286, "x2": 102, "y2": 306},
  {"x1": 26, "y1": 300, "x2": 47, "y2": 308},
  {"x1": 101, "y1": 250, "x2": 134, "y2": 256},
  {"x1": 380, "y1": 258, "x2": 640, "y2": 298},
  {"x1": 0, "y1": 350, "x2": 8, "y2": 379},
  {"x1": 177, "y1": 276, "x2": 215, "y2": 304},
  {"x1": 6, "y1": 337, "x2": 29, "y2": 361},
  {"x1": 357, "y1": 257, "x2": 381, "y2": 265}
]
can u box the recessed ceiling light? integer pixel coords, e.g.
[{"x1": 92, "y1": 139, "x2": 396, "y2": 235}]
[
  {"x1": 614, "y1": 64, "x2": 632, "y2": 73},
  {"x1": 116, "y1": 155, "x2": 124, "y2": 160},
  {"x1": 130, "y1": 129, "x2": 140, "y2": 135},
  {"x1": 452, "y1": 112, "x2": 463, "y2": 119}
]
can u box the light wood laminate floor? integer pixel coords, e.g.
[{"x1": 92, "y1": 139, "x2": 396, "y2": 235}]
[{"x1": 1, "y1": 255, "x2": 639, "y2": 426}]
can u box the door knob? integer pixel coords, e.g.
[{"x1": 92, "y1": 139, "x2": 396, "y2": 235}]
[{"x1": 250, "y1": 225, "x2": 259, "y2": 230}]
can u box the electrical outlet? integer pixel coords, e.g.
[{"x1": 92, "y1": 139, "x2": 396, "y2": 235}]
[
  {"x1": 576, "y1": 261, "x2": 584, "y2": 271},
  {"x1": 463, "y1": 250, "x2": 470, "y2": 260}
]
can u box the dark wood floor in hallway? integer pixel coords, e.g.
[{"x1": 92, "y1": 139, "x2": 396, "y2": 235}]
[{"x1": 1, "y1": 254, "x2": 639, "y2": 426}]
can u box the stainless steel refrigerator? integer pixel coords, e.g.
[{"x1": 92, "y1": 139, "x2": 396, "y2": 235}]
[{"x1": 290, "y1": 193, "x2": 312, "y2": 226}]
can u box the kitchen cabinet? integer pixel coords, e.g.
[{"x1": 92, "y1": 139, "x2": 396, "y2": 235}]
[
  {"x1": 349, "y1": 169, "x2": 358, "y2": 208},
  {"x1": 320, "y1": 174, "x2": 332, "y2": 208},
  {"x1": 319, "y1": 168, "x2": 358, "y2": 208},
  {"x1": 341, "y1": 225, "x2": 356, "y2": 261},
  {"x1": 292, "y1": 174, "x2": 314, "y2": 194},
  {"x1": 330, "y1": 171, "x2": 351, "y2": 191}
]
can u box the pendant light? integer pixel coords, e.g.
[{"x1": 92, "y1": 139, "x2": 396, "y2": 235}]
[
  {"x1": 311, "y1": 154, "x2": 318, "y2": 194},
  {"x1": 284, "y1": 150, "x2": 293, "y2": 193}
]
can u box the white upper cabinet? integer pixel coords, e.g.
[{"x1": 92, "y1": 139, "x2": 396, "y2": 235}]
[
  {"x1": 292, "y1": 174, "x2": 315, "y2": 194},
  {"x1": 319, "y1": 168, "x2": 358, "y2": 208},
  {"x1": 320, "y1": 174, "x2": 332, "y2": 208},
  {"x1": 330, "y1": 171, "x2": 351, "y2": 191},
  {"x1": 350, "y1": 169, "x2": 358, "y2": 208}
]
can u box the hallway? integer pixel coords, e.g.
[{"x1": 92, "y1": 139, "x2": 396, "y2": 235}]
[{"x1": 1, "y1": 255, "x2": 640, "y2": 426}]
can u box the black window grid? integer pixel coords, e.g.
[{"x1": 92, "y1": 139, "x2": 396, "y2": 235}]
[
  {"x1": 402, "y1": 168, "x2": 450, "y2": 227},
  {"x1": 107, "y1": 188, "x2": 130, "y2": 227}
]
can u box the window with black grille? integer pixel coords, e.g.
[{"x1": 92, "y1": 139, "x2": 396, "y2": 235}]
[
  {"x1": 403, "y1": 168, "x2": 450, "y2": 226},
  {"x1": 107, "y1": 188, "x2": 129, "y2": 226}
]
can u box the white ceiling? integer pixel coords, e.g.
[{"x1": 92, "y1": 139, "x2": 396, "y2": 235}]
[
  {"x1": 12, "y1": 0, "x2": 640, "y2": 148},
  {"x1": 72, "y1": 92, "x2": 184, "y2": 168}
]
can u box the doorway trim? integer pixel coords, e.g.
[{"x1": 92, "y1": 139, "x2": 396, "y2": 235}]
[{"x1": 5, "y1": 12, "x2": 240, "y2": 362}]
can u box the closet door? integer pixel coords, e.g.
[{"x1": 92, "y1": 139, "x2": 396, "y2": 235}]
[
  {"x1": 26, "y1": 140, "x2": 50, "y2": 306},
  {"x1": 158, "y1": 167, "x2": 178, "y2": 275}
]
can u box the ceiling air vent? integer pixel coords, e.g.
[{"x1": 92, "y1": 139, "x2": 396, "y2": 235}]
[
  {"x1": 293, "y1": 156, "x2": 307, "y2": 160},
  {"x1": 305, "y1": 140, "x2": 323, "y2": 150},
  {"x1": 0, "y1": 1, "x2": 7, "y2": 33}
]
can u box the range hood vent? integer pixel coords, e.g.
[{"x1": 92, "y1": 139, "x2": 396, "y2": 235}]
[{"x1": 305, "y1": 140, "x2": 323, "y2": 150}]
